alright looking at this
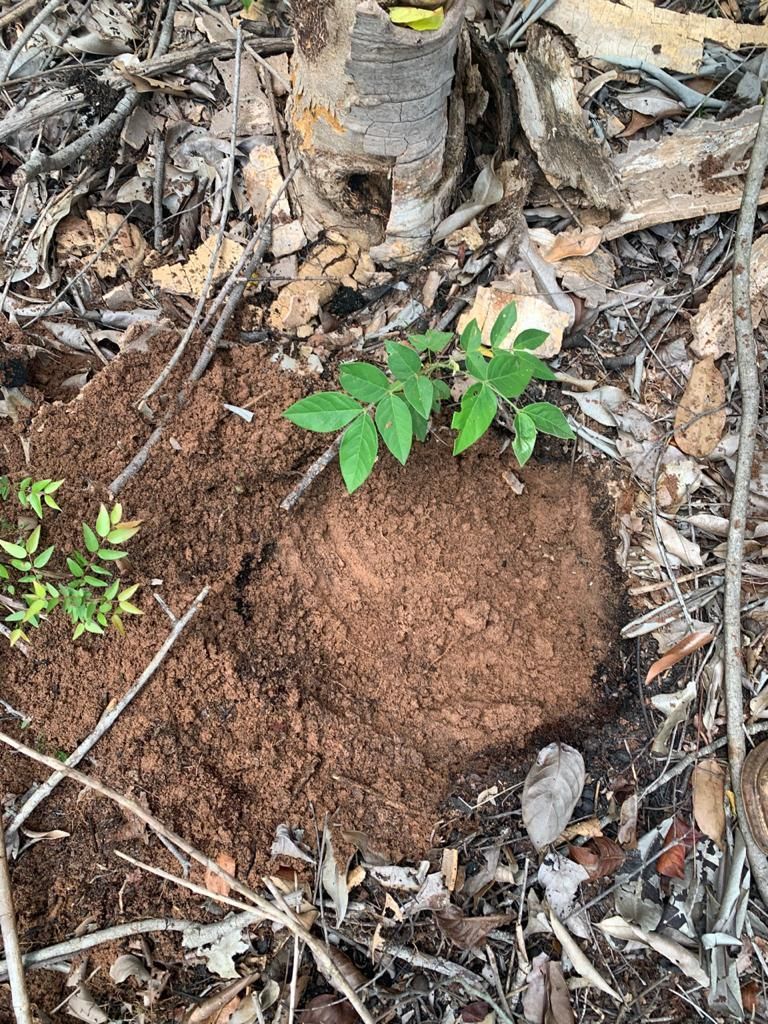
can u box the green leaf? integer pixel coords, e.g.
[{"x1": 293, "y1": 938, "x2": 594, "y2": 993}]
[
  {"x1": 25, "y1": 526, "x2": 40, "y2": 555},
  {"x1": 514, "y1": 328, "x2": 549, "y2": 352},
  {"x1": 512, "y1": 411, "x2": 537, "y2": 467},
  {"x1": 403, "y1": 375, "x2": 433, "y2": 419},
  {"x1": 82, "y1": 523, "x2": 99, "y2": 554},
  {"x1": 432, "y1": 379, "x2": 452, "y2": 402},
  {"x1": 95, "y1": 504, "x2": 110, "y2": 538},
  {"x1": 118, "y1": 584, "x2": 139, "y2": 602},
  {"x1": 118, "y1": 601, "x2": 142, "y2": 616},
  {"x1": 44, "y1": 480, "x2": 63, "y2": 495},
  {"x1": 0, "y1": 541, "x2": 26, "y2": 560},
  {"x1": 339, "y1": 362, "x2": 390, "y2": 403},
  {"x1": 84, "y1": 576, "x2": 108, "y2": 588},
  {"x1": 410, "y1": 407, "x2": 429, "y2": 442},
  {"x1": 44, "y1": 495, "x2": 61, "y2": 511},
  {"x1": 452, "y1": 384, "x2": 497, "y2": 455},
  {"x1": 30, "y1": 479, "x2": 49, "y2": 494},
  {"x1": 490, "y1": 302, "x2": 518, "y2": 349},
  {"x1": 375, "y1": 394, "x2": 413, "y2": 465},
  {"x1": 66, "y1": 557, "x2": 84, "y2": 578},
  {"x1": 464, "y1": 351, "x2": 488, "y2": 381},
  {"x1": 29, "y1": 492, "x2": 43, "y2": 519},
  {"x1": 515, "y1": 351, "x2": 556, "y2": 381},
  {"x1": 0, "y1": 565, "x2": 8, "y2": 580},
  {"x1": 385, "y1": 341, "x2": 422, "y2": 382},
  {"x1": 283, "y1": 392, "x2": 363, "y2": 433},
  {"x1": 84, "y1": 620, "x2": 104, "y2": 635},
  {"x1": 33, "y1": 546, "x2": 55, "y2": 569},
  {"x1": 0, "y1": 476, "x2": 9, "y2": 500},
  {"x1": 523, "y1": 402, "x2": 575, "y2": 439},
  {"x1": 408, "y1": 330, "x2": 453, "y2": 353},
  {"x1": 459, "y1": 319, "x2": 482, "y2": 353},
  {"x1": 72, "y1": 622, "x2": 86, "y2": 640},
  {"x1": 106, "y1": 525, "x2": 139, "y2": 544},
  {"x1": 486, "y1": 351, "x2": 532, "y2": 398},
  {"x1": 110, "y1": 502, "x2": 123, "y2": 526},
  {"x1": 388, "y1": 5, "x2": 444, "y2": 30},
  {"x1": 105, "y1": 580, "x2": 120, "y2": 601},
  {"x1": 339, "y1": 414, "x2": 378, "y2": 493},
  {"x1": 98, "y1": 548, "x2": 127, "y2": 561}
]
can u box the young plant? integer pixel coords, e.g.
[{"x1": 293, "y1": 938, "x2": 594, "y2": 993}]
[
  {"x1": 283, "y1": 302, "x2": 575, "y2": 493},
  {"x1": 0, "y1": 478, "x2": 142, "y2": 646}
]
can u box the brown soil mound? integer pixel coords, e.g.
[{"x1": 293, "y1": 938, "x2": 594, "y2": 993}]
[{"x1": 0, "y1": 335, "x2": 622, "y2": 964}]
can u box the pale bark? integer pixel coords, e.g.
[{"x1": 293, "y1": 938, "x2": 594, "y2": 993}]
[{"x1": 290, "y1": 0, "x2": 467, "y2": 264}]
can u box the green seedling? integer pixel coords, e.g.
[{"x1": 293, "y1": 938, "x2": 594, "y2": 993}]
[
  {"x1": 283, "y1": 302, "x2": 575, "y2": 493},
  {"x1": 0, "y1": 478, "x2": 142, "y2": 646}
]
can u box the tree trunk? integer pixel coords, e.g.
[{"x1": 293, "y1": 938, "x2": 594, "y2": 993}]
[{"x1": 290, "y1": 0, "x2": 467, "y2": 265}]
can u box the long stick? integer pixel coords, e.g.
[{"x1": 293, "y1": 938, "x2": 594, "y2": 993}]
[
  {"x1": 5, "y1": 587, "x2": 209, "y2": 847},
  {"x1": 724, "y1": 86, "x2": 768, "y2": 910},
  {"x1": 0, "y1": 817, "x2": 31, "y2": 1023},
  {"x1": 0, "y1": 733, "x2": 375, "y2": 1024}
]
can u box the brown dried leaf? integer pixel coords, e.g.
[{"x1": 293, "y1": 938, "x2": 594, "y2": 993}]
[
  {"x1": 618, "y1": 110, "x2": 655, "y2": 138},
  {"x1": 152, "y1": 236, "x2": 244, "y2": 296},
  {"x1": 657, "y1": 816, "x2": 694, "y2": 879},
  {"x1": 522, "y1": 742, "x2": 585, "y2": 850},
  {"x1": 617, "y1": 793, "x2": 638, "y2": 847},
  {"x1": 645, "y1": 630, "x2": 713, "y2": 684},
  {"x1": 433, "y1": 905, "x2": 511, "y2": 950},
  {"x1": 673, "y1": 357, "x2": 727, "y2": 457},
  {"x1": 568, "y1": 836, "x2": 626, "y2": 880},
  {"x1": 741, "y1": 741, "x2": 768, "y2": 854},
  {"x1": 205, "y1": 853, "x2": 236, "y2": 898},
  {"x1": 544, "y1": 961, "x2": 575, "y2": 1024},
  {"x1": 303, "y1": 995, "x2": 359, "y2": 1024},
  {"x1": 544, "y1": 226, "x2": 602, "y2": 262},
  {"x1": 460, "y1": 1001, "x2": 493, "y2": 1024},
  {"x1": 318, "y1": 946, "x2": 367, "y2": 996},
  {"x1": 692, "y1": 759, "x2": 726, "y2": 849}
]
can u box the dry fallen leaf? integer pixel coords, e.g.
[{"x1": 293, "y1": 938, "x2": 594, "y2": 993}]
[
  {"x1": 433, "y1": 904, "x2": 511, "y2": 950},
  {"x1": 152, "y1": 236, "x2": 244, "y2": 295},
  {"x1": 522, "y1": 742, "x2": 585, "y2": 850},
  {"x1": 544, "y1": 961, "x2": 575, "y2": 1024},
  {"x1": 692, "y1": 758, "x2": 726, "y2": 849},
  {"x1": 303, "y1": 994, "x2": 359, "y2": 1024},
  {"x1": 673, "y1": 357, "x2": 727, "y2": 458},
  {"x1": 741, "y1": 741, "x2": 768, "y2": 854},
  {"x1": 597, "y1": 916, "x2": 708, "y2": 987},
  {"x1": 617, "y1": 793, "x2": 638, "y2": 847},
  {"x1": 57, "y1": 210, "x2": 146, "y2": 279},
  {"x1": 645, "y1": 630, "x2": 714, "y2": 684},
  {"x1": 205, "y1": 853, "x2": 236, "y2": 897},
  {"x1": 656, "y1": 816, "x2": 694, "y2": 880},
  {"x1": 568, "y1": 836, "x2": 626, "y2": 880},
  {"x1": 544, "y1": 226, "x2": 602, "y2": 263}
]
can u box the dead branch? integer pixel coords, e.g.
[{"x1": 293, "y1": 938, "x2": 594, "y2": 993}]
[
  {"x1": 279, "y1": 436, "x2": 342, "y2": 513},
  {"x1": 0, "y1": 732, "x2": 375, "y2": 1024},
  {"x1": 152, "y1": 130, "x2": 166, "y2": 251},
  {"x1": 0, "y1": 917, "x2": 194, "y2": 981},
  {"x1": 0, "y1": 0, "x2": 40, "y2": 32},
  {"x1": 13, "y1": 0, "x2": 178, "y2": 182},
  {"x1": 724, "y1": 90, "x2": 768, "y2": 908},
  {"x1": 0, "y1": 816, "x2": 31, "y2": 1024},
  {"x1": 0, "y1": 88, "x2": 85, "y2": 144},
  {"x1": 5, "y1": 587, "x2": 209, "y2": 847}
]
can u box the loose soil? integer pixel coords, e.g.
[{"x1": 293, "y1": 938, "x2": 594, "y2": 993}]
[{"x1": 0, "y1": 333, "x2": 624, "y2": 1011}]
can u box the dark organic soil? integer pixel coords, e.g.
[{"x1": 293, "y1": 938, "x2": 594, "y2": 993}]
[{"x1": 0, "y1": 331, "x2": 625, "y2": 1016}]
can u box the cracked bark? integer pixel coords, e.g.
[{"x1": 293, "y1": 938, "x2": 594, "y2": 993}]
[{"x1": 290, "y1": 0, "x2": 467, "y2": 264}]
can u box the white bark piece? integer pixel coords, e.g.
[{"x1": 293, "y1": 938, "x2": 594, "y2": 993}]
[{"x1": 543, "y1": 0, "x2": 768, "y2": 74}]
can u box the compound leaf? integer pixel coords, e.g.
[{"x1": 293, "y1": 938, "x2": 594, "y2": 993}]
[
  {"x1": 512, "y1": 411, "x2": 537, "y2": 467},
  {"x1": 453, "y1": 384, "x2": 497, "y2": 455},
  {"x1": 490, "y1": 302, "x2": 517, "y2": 349},
  {"x1": 284, "y1": 393, "x2": 363, "y2": 432},
  {"x1": 523, "y1": 402, "x2": 575, "y2": 440},
  {"x1": 339, "y1": 362, "x2": 390, "y2": 403},
  {"x1": 339, "y1": 414, "x2": 378, "y2": 493},
  {"x1": 408, "y1": 330, "x2": 453, "y2": 352},
  {"x1": 375, "y1": 394, "x2": 413, "y2": 465}
]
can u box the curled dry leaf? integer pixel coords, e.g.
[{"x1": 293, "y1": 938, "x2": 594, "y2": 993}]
[
  {"x1": 460, "y1": 1001, "x2": 493, "y2": 1024},
  {"x1": 741, "y1": 740, "x2": 768, "y2": 854},
  {"x1": 544, "y1": 225, "x2": 602, "y2": 262},
  {"x1": 433, "y1": 904, "x2": 511, "y2": 950},
  {"x1": 692, "y1": 758, "x2": 726, "y2": 849},
  {"x1": 109, "y1": 953, "x2": 150, "y2": 985},
  {"x1": 318, "y1": 945, "x2": 367, "y2": 996},
  {"x1": 321, "y1": 825, "x2": 350, "y2": 925},
  {"x1": 645, "y1": 629, "x2": 714, "y2": 684},
  {"x1": 523, "y1": 953, "x2": 550, "y2": 1024},
  {"x1": 544, "y1": 960, "x2": 575, "y2": 1024},
  {"x1": 303, "y1": 994, "x2": 359, "y2": 1024},
  {"x1": 597, "y1": 916, "x2": 708, "y2": 987},
  {"x1": 656, "y1": 815, "x2": 694, "y2": 880},
  {"x1": 548, "y1": 912, "x2": 623, "y2": 1002},
  {"x1": 522, "y1": 742, "x2": 585, "y2": 850},
  {"x1": 568, "y1": 836, "x2": 626, "y2": 880},
  {"x1": 673, "y1": 357, "x2": 727, "y2": 458},
  {"x1": 617, "y1": 793, "x2": 638, "y2": 847}
]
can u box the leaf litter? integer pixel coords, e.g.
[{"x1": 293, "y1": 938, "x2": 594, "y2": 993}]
[{"x1": 0, "y1": 0, "x2": 767, "y2": 1019}]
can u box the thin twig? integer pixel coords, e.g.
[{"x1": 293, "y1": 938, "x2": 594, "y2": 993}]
[
  {"x1": 725, "y1": 84, "x2": 768, "y2": 908},
  {"x1": 279, "y1": 436, "x2": 342, "y2": 512},
  {"x1": 0, "y1": 0, "x2": 40, "y2": 32},
  {"x1": 0, "y1": 816, "x2": 31, "y2": 1023},
  {"x1": 0, "y1": 734, "x2": 375, "y2": 1024},
  {"x1": 0, "y1": 0, "x2": 64, "y2": 85},
  {"x1": 140, "y1": 23, "x2": 244, "y2": 404},
  {"x1": 0, "y1": 917, "x2": 194, "y2": 981},
  {"x1": 5, "y1": 587, "x2": 209, "y2": 847},
  {"x1": 152, "y1": 130, "x2": 166, "y2": 251}
]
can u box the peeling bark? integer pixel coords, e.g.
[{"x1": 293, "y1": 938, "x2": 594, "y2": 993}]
[{"x1": 290, "y1": 0, "x2": 467, "y2": 264}]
